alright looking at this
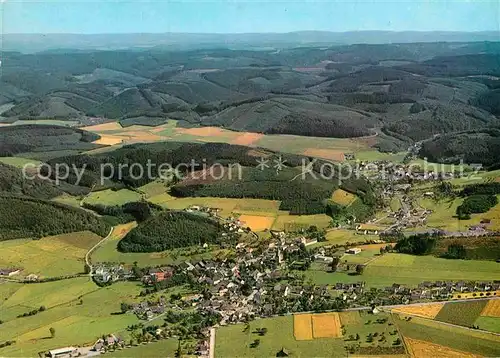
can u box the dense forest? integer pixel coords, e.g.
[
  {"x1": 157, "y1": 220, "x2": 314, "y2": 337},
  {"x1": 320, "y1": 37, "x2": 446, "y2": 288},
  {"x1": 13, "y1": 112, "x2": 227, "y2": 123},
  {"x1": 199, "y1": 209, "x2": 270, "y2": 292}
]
[
  {"x1": 419, "y1": 129, "x2": 500, "y2": 167},
  {"x1": 0, "y1": 163, "x2": 62, "y2": 199},
  {"x1": 118, "y1": 210, "x2": 227, "y2": 252},
  {"x1": 0, "y1": 125, "x2": 101, "y2": 157},
  {"x1": 2, "y1": 43, "x2": 500, "y2": 161},
  {"x1": 456, "y1": 195, "x2": 498, "y2": 220},
  {"x1": 0, "y1": 195, "x2": 110, "y2": 240}
]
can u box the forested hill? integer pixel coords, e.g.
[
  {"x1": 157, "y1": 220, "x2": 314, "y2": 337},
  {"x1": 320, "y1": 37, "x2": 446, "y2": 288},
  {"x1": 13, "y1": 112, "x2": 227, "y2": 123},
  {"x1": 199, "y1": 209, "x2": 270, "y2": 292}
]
[
  {"x1": 1, "y1": 43, "x2": 500, "y2": 159},
  {"x1": 419, "y1": 129, "x2": 500, "y2": 168},
  {"x1": 0, "y1": 125, "x2": 101, "y2": 157}
]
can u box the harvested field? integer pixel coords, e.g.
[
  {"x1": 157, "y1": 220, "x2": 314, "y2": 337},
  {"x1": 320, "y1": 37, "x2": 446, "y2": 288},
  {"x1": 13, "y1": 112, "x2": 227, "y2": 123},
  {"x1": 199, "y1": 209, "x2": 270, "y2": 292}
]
[
  {"x1": 83, "y1": 122, "x2": 123, "y2": 131},
  {"x1": 392, "y1": 303, "x2": 444, "y2": 319},
  {"x1": 176, "y1": 126, "x2": 228, "y2": 137},
  {"x1": 481, "y1": 300, "x2": 500, "y2": 318},
  {"x1": 311, "y1": 313, "x2": 342, "y2": 338},
  {"x1": 238, "y1": 215, "x2": 275, "y2": 232},
  {"x1": 359, "y1": 243, "x2": 395, "y2": 250},
  {"x1": 405, "y1": 337, "x2": 481, "y2": 358},
  {"x1": 232, "y1": 132, "x2": 263, "y2": 146},
  {"x1": 331, "y1": 188, "x2": 356, "y2": 206},
  {"x1": 293, "y1": 314, "x2": 313, "y2": 341},
  {"x1": 303, "y1": 148, "x2": 345, "y2": 161},
  {"x1": 92, "y1": 135, "x2": 124, "y2": 145}
]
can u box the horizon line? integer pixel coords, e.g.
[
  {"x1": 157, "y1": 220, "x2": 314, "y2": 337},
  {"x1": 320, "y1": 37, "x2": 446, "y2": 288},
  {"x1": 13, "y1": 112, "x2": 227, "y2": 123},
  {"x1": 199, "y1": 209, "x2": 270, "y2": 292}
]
[{"x1": 4, "y1": 30, "x2": 500, "y2": 36}]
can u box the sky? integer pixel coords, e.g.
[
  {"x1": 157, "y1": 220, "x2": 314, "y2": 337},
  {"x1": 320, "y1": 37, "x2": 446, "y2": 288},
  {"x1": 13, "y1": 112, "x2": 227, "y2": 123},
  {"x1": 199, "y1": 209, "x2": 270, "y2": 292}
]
[{"x1": 2, "y1": 0, "x2": 499, "y2": 34}]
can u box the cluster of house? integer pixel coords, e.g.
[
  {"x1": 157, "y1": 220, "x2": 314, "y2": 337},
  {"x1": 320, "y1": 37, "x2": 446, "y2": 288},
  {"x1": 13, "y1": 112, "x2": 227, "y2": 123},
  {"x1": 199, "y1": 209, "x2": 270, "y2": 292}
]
[
  {"x1": 92, "y1": 264, "x2": 133, "y2": 284},
  {"x1": 131, "y1": 296, "x2": 167, "y2": 320},
  {"x1": 0, "y1": 268, "x2": 22, "y2": 277},
  {"x1": 141, "y1": 267, "x2": 174, "y2": 285},
  {"x1": 398, "y1": 280, "x2": 500, "y2": 301}
]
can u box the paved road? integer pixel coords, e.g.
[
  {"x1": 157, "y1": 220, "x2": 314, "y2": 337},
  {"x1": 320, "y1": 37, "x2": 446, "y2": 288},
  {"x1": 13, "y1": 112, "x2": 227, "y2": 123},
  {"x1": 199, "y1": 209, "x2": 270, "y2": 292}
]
[
  {"x1": 209, "y1": 327, "x2": 215, "y2": 358},
  {"x1": 84, "y1": 226, "x2": 114, "y2": 275}
]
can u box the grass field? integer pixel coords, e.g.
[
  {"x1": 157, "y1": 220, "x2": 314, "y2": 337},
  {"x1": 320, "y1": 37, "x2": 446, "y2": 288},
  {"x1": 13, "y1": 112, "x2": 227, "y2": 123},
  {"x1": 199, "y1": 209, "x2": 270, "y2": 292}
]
[
  {"x1": 331, "y1": 189, "x2": 357, "y2": 206},
  {"x1": 304, "y1": 253, "x2": 500, "y2": 288},
  {"x1": 106, "y1": 339, "x2": 179, "y2": 357},
  {"x1": 475, "y1": 316, "x2": 500, "y2": 334},
  {"x1": 341, "y1": 311, "x2": 402, "y2": 350},
  {"x1": 392, "y1": 303, "x2": 445, "y2": 319},
  {"x1": 0, "y1": 157, "x2": 43, "y2": 168},
  {"x1": 271, "y1": 213, "x2": 332, "y2": 231},
  {"x1": 0, "y1": 280, "x2": 143, "y2": 357},
  {"x1": 322, "y1": 229, "x2": 380, "y2": 246},
  {"x1": 394, "y1": 314, "x2": 500, "y2": 357},
  {"x1": 83, "y1": 189, "x2": 142, "y2": 206},
  {"x1": 416, "y1": 197, "x2": 500, "y2": 232},
  {"x1": 137, "y1": 180, "x2": 169, "y2": 198},
  {"x1": 216, "y1": 315, "x2": 345, "y2": 358},
  {"x1": 0, "y1": 231, "x2": 103, "y2": 278}
]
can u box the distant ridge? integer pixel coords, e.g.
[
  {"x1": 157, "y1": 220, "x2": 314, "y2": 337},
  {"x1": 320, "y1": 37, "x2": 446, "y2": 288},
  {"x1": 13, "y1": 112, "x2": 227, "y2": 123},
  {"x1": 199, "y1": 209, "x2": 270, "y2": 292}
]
[{"x1": 3, "y1": 31, "x2": 500, "y2": 53}]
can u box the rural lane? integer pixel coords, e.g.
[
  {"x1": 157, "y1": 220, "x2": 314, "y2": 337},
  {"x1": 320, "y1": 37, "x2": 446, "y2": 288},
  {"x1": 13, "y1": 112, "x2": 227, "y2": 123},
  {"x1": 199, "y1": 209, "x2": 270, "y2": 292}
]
[{"x1": 85, "y1": 226, "x2": 114, "y2": 275}]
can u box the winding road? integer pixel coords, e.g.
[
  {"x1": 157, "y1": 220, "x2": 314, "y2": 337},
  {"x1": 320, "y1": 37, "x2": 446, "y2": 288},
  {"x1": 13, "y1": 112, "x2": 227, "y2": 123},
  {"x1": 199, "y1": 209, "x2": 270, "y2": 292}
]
[{"x1": 84, "y1": 226, "x2": 114, "y2": 276}]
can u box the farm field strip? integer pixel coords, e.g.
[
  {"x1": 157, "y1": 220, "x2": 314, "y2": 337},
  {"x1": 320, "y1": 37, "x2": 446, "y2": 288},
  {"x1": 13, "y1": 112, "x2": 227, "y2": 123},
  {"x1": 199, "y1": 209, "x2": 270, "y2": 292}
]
[
  {"x1": 434, "y1": 300, "x2": 488, "y2": 327},
  {"x1": 392, "y1": 303, "x2": 445, "y2": 319},
  {"x1": 294, "y1": 314, "x2": 314, "y2": 341},
  {"x1": 404, "y1": 337, "x2": 482, "y2": 358},
  {"x1": 482, "y1": 300, "x2": 500, "y2": 317},
  {"x1": 311, "y1": 313, "x2": 342, "y2": 338}
]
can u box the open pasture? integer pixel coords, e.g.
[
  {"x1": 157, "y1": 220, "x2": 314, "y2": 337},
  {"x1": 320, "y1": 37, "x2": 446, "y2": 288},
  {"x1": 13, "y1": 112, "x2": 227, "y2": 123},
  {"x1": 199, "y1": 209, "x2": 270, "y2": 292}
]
[
  {"x1": 2, "y1": 277, "x2": 96, "y2": 310},
  {"x1": 0, "y1": 157, "x2": 43, "y2": 168},
  {"x1": 272, "y1": 213, "x2": 331, "y2": 231},
  {"x1": 305, "y1": 253, "x2": 500, "y2": 288},
  {"x1": 83, "y1": 189, "x2": 142, "y2": 206},
  {"x1": 216, "y1": 315, "x2": 345, "y2": 358},
  {"x1": 0, "y1": 231, "x2": 102, "y2": 278},
  {"x1": 0, "y1": 280, "x2": 143, "y2": 357},
  {"x1": 331, "y1": 188, "x2": 357, "y2": 206}
]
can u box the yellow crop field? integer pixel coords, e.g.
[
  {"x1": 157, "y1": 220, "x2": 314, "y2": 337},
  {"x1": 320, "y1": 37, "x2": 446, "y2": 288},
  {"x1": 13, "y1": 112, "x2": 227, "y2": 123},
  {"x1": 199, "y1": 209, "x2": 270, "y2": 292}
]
[
  {"x1": 392, "y1": 303, "x2": 445, "y2": 319},
  {"x1": 331, "y1": 189, "x2": 356, "y2": 206},
  {"x1": 311, "y1": 313, "x2": 342, "y2": 338},
  {"x1": 481, "y1": 300, "x2": 500, "y2": 317},
  {"x1": 238, "y1": 215, "x2": 276, "y2": 231},
  {"x1": 405, "y1": 337, "x2": 482, "y2": 358},
  {"x1": 293, "y1": 314, "x2": 313, "y2": 340}
]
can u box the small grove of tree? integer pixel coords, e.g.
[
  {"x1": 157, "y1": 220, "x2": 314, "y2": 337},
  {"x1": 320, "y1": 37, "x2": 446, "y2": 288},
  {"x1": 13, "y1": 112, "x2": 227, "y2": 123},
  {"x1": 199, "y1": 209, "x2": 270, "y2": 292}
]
[
  {"x1": 355, "y1": 264, "x2": 365, "y2": 275},
  {"x1": 394, "y1": 233, "x2": 437, "y2": 255},
  {"x1": 457, "y1": 194, "x2": 498, "y2": 219},
  {"x1": 49, "y1": 327, "x2": 56, "y2": 338},
  {"x1": 441, "y1": 243, "x2": 467, "y2": 259}
]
